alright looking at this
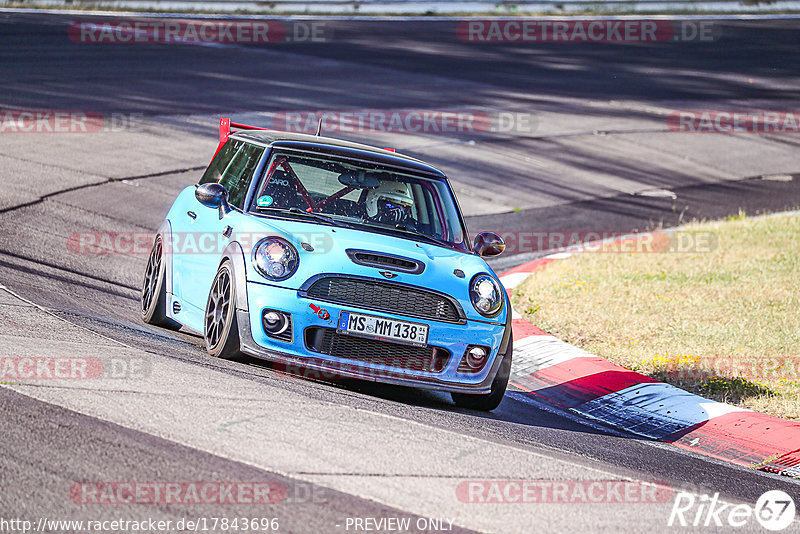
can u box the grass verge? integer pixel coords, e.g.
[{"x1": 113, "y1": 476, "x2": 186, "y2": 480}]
[{"x1": 512, "y1": 211, "x2": 800, "y2": 421}]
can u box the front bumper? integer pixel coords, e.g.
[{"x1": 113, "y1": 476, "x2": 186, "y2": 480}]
[{"x1": 237, "y1": 281, "x2": 509, "y2": 394}]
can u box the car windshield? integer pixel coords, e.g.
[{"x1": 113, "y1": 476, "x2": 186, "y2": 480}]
[{"x1": 250, "y1": 151, "x2": 467, "y2": 248}]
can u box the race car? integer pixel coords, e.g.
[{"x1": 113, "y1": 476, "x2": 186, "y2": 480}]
[{"x1": 141, "y1": 118, "x2": 512, "y2": 411}]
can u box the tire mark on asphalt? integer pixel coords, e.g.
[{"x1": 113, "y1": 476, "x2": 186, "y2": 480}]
[
  {"x1": 0, "y1": 165, "x2": 204, "y2": 215},
  {"x1": 0, "y1": 250, "x2": 139, "y2": 293},
  {"x1": 0, "y1": 283, "x2": 132, "y2": 346}
]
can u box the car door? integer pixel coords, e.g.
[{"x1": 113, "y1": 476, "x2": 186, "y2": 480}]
[{"x1": 171, "y1": 139, "x2": 266, "y2": 327}]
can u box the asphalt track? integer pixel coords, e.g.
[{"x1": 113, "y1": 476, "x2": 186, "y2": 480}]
[{"x1": 0, "y1": 12, "x2": 799, "y2": 533}]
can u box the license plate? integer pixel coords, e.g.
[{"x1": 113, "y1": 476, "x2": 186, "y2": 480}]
[{"x1": 337, "y1": 311, "x2": 429, "y2": 347}]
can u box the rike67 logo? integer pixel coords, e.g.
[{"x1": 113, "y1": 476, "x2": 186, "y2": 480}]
[{"x1": 669, "y1": 490, "x2": 796, "y2": 530}]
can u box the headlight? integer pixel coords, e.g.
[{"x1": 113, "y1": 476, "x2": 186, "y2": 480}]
[
  {"x1": 469, "y1": 274, "x2": 503, "y2": 317},
  {"x1": 253, "y1": 238, "x2": 299, "y2": 281}
]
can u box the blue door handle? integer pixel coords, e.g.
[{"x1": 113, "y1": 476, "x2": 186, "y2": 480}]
[{"x1": 187, "y1": 211, "x2": 197, "y2": 219}]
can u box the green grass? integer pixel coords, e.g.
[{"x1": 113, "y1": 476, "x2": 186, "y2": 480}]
[{"x1": 512, "y1": 212, "x2": 800, "y2": 420}]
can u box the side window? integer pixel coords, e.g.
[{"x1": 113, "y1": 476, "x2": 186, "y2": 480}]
[
  {"x1": 219, "y1": 143, "x2": 265, "y2": 209},
  {"x1": 199, "y1": 139, "x2": 242, "y2": 185}
]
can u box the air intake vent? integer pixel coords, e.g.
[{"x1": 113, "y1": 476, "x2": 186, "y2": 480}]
[
  {"x1": 305, "y1": 327, "x2": 450, "y2": 372},
  {"x1": 346, "y1": 249, "x2": 424, "y2": 274},
  {"x1": 303, "y1": 276, "x2": 464, "y2": 324}
]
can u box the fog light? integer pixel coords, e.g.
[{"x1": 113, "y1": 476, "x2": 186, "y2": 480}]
[
  {"x1": 458, "y1": 345, "x2": 491, "y2": 373},
  {"x1": 466, "y1": 346, "x2": 487, "y2": 368},
  {"x1": 262, "y1": 310, "x2": 289, "y2": 335}
]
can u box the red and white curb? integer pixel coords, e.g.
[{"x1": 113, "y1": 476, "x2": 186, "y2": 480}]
[{"x1": 500, "y1": 252, "x2": 800, "y2": 478}]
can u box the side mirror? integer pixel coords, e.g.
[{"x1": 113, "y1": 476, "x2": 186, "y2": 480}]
[
  {"x1": 196, "y1": 183, "x2": 231, "y2": 219},
  {"x1": 472, "y1": 232, "x2": 505, "y2": 257}
]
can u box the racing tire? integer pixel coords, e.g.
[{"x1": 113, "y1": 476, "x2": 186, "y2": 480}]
[
  {"x1": 451, "y1": 338, "x2": 512, "y2": 412},
  {"x1": 204, "y1": 261, "x2": 243, "y2": 360},
  {"x1": 141, "y1": 235, "x2": 179, "y2": 329}
]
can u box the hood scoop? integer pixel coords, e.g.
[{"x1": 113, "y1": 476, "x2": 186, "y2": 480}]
[{"x1": 346, "y1": 249, "x2": 425, "y2": 274}]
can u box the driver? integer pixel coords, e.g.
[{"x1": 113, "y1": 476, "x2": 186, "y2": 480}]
[{"x1": 365, "y1": 182, "x2": 414, "y2": 225}]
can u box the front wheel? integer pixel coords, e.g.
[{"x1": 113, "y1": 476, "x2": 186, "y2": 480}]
[
  {"x1": 451, "y1": 338, "x2": 512, "y2": 412},
  {"x1": 204, "y1": 261, "x2": 243, "y2": 360}
]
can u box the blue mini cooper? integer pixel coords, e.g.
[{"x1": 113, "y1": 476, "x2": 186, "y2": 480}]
[{"x1": 142, "y1": 119, "x2": 512, "y2": 411}]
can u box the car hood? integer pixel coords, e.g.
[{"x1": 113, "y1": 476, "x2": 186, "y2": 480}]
[{"x1": 235, "y1": 214, "x2": 506, "y2": 324}]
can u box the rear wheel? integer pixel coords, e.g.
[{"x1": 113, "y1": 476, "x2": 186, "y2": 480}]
[
  {"x1": 141, "y1": 235, "x2": 178, "y2": 328},
  {"x1": 451, "y1": 338, "x2": 512, "y2": 412},
  {"x1": 204, "y1": 261, "x2": 242, "y2": 360}
]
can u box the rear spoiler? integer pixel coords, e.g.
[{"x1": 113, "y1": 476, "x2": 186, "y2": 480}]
[
  {"x1": 210, "y1": 117, "x2": 397, "y2": 162},
  {"x1": 211, "y1": 117, "x2": 272, "y2": 160}
]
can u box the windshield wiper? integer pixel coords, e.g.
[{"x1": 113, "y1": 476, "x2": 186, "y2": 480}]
[
  {"x1": 354, "y1": 218, "x2": 452, "y2": 247},
  {"x1": 255, "y1": 206, "x2": 351, "y2": 228},
  {"x1": 388, "y1": 223, "x2": 454, "y2": 248}
]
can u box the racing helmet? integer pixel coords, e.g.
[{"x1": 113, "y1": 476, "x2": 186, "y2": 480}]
[{"x1": 365, "y1": 181, "x2": 414, "y2": 224}]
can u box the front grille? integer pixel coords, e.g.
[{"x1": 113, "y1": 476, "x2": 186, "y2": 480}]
[
  {"x1": 305, "y1": 277, "x2": 462, "y2": 323},
  {"x1": 347, "y1": 249, "x2": 424, "y2": 274},
  {"x1": 305, "y1": 327, "x2": 449, "y2": 372}
]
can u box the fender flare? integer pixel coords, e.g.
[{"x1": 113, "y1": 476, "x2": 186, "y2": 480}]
[
  {"x1": 219, "y1": 241, "x2": 250, "y2": 313},
  {"x1": 497, "y1": 294, "x2": 513, "y2": 358},
  {"x1": 157, "y1": 219, "x2": 173, "y2": 296}
]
